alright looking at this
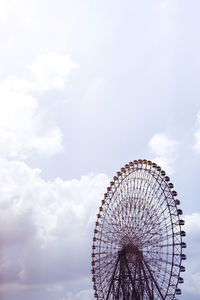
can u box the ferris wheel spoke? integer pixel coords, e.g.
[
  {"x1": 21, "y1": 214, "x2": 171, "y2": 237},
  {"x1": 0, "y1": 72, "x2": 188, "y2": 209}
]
[
  {"x1": 140, "y1": 260, "x2": 154, "y2": 300},
  {"x1": 92, "y1": 160, "x2": 185, "y2": 299},
  {"x1": 142, "y1": 259, "x2": 166, "y2": 300},
  {"x1": 141, "y1": 230, "x2": 175, "y2": 246}
]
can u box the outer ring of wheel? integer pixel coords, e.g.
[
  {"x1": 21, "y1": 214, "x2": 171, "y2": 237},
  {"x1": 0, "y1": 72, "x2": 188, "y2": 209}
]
[{"x1": 91, "y1": 159, "x2": 186, "y2": 299}]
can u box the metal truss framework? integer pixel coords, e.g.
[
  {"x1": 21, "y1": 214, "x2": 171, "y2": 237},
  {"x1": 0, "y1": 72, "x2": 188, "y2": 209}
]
[{"x1": 91, "y1": 159, "x2": 186, "y2": 299}]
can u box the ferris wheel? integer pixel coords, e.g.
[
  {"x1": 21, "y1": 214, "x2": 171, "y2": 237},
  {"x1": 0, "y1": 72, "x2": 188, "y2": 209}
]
[{"x1": 91, "y1": 159, "x2": 186, "y2": 299}]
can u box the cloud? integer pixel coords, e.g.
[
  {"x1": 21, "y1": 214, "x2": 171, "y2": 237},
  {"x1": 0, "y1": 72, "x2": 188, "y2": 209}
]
[
  {"x1": 193, "y1": 112, "x2": 200, "y2": 154},
  {"x1": 2, "y1": 53, "x2": 78, "y2": 95},
  {"x1": 0, "y1": 159, "x2": 108, "y2": 296},
  {"x1": 0, "y1": 51, "x2": 78, "y2": 159},
  {"x1": 0, "y1": 51, "x2": 81, "y2": 296},
  {"x1": 149, "y1": 132, "x2": 178, "y2": 157},
  {"x1": 0, "y1": 0, "x2": 8, "y2": 21},
  {"x1": 60, "y1": 289, "x2": 93, "y2": 300},
  {"x1": 1, "y1": 76, "x2": 35, "y2": 93},
  {"x1": 0, "y1": 83, "x2": 63, "y2": 159},
  {"x1": 27, "y1": 53, "x2": 78, "y2": 92},
  {"x1": 149, "y1": 132, "x2": 179, "y2": 174},
  {"x1": 0, "y1": 0, "x2": 16, "y2": 22}
]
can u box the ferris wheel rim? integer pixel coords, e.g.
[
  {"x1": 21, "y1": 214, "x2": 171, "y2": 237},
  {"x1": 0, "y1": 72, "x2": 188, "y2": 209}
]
[{"x1": 91, "y1": 159, "x2": 186, "y2": 299}]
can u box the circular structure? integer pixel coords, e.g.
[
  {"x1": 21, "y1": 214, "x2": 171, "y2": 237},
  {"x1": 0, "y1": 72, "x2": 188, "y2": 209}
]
[{"x1": 91, "y1": 159, "x2": 186, "y2": 299}]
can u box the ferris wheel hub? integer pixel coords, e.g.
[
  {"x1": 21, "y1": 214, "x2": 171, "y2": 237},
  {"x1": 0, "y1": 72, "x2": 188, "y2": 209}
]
[{"x1": 121, "y1": 243, "x2": 143, "y2": 257}]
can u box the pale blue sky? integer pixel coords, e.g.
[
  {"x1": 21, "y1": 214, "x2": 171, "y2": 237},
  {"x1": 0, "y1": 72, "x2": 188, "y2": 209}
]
[{"x1": 0, "y1": 0, "x2": 199, "y2": 299}]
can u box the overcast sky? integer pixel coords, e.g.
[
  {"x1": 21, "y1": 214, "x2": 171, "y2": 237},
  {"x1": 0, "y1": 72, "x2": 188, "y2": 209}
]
[{"x1": 0, "y1": 0, "x2": 200, "y2": 299}]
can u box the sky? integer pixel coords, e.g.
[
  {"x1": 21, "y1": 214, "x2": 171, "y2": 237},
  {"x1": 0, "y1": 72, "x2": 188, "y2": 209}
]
[{"x1": 0, "y1": 0, "x2": 199, "y2": 299}]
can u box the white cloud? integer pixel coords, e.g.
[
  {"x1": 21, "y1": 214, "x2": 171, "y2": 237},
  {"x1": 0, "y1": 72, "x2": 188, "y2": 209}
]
[
  {"x1": 1, "y1": 53, "x2": 78, "y2": 95},
  {"x1": 61, "y1": 289, "x2": 93, "y2": 300},
  {"x1": 153, "y1": 0, "x2": 171, "y2": 12},
  {"x1": 149, "y1": 133, "x2": 178, "y2": 157},
  {"x1": 0, "y1": 0, "x2": 14, "y2": 22},
  {"x1": 29, "y1": 128, "x2": 63, "y2": 156},
  {"x1": 193, "y1": 111, "x2": 200, "y2": 154},
  {"x1": 0, "y1": 50, "x2": 82, "y2": 296},
  {"x1": 149, "y1": 133, "x2": 179, "y2": 174},
  {"x1": 0, "y1": 159, "x2": 108, "y2": 296},
  {"x1": 0, "y1": 83, "x2": 63, "y2": 159},
  {"x1": 27, "y1": 53, "x2": 78, "y2": 92},
  {"x1": 193, "y1": 130, "x2": 200, "y2": 153},
  {"x1": 1, "y1": 76, "x2": 35, "y2": 93},
  {"x1": 0, "y1": 51, "x2": 78, "y2": 159}
]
